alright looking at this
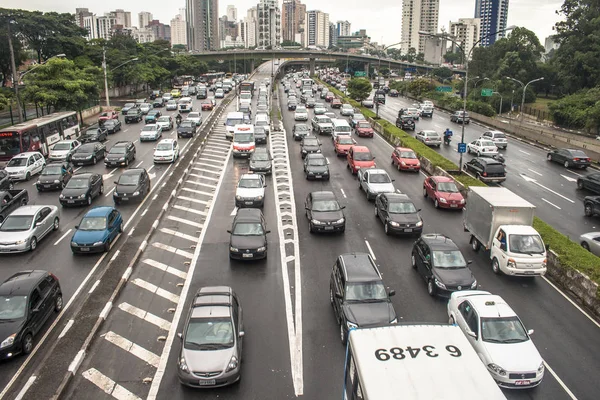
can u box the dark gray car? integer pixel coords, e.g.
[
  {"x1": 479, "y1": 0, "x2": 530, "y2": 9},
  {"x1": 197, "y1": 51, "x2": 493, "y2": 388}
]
[
  {"x1": 228, "y1": 208, "x2": 270, "y2": 260},
  {"x1": 305, "y1": 191, "x2": 345, "y2": 233},
  {"x1": 249, "y1": 148, "x2": 272, "y2": 174},
  {"x1": 303, "y1": 153, "x2": 329, "y2": 180},
  {"x1": 300, "y1": 136, "x2": 321, "y2": 158}
]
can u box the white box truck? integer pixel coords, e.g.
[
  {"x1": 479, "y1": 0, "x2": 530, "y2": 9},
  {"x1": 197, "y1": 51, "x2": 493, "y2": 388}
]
[
  {"x1": 344, "y1": 324, "x2": 506, "y2": 400},
  {"x1": 464, "y1": 187, "x2": 547, "y2": 276}
]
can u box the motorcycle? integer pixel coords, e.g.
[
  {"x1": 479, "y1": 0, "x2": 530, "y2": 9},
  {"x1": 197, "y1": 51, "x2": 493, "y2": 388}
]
[
  {"x1": 492, "y1": 154, "x2": 506, "y2": 164},
  {"x1": 444, "y1": 135, "x2": 452, "y2": 145}
]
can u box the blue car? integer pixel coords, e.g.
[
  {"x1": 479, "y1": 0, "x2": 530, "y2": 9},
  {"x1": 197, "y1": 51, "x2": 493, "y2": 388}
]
[{"x1": 71, "y1": 206, "x2": 123, "y2": 254}]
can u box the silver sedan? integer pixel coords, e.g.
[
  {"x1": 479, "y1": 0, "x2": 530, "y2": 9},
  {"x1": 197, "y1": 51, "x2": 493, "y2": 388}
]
[
  {"x1": 0, "y1": 205, "x2": 60, "y2": 252},
  {"x1": 579, "y1": 232, "x2": 600, "y2": 257}
]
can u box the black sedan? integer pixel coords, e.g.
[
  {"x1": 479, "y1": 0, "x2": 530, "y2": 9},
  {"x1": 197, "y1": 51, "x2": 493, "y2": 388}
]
[
  {"x1": 80, "y1": 127, "x2": 108, "y2": 143},
  {"x1": 293, "y1": 124, "x2": 310, "y2": 141},
  {"x1": 577, "y1": 172, "x2": 600, "y2": 194},
  {"x1": 254, "y1": 126, "x2": 268, "y2": 144},
  {"x1": 70, "y1": 143, "x2": 106, "y2": 166},
  {"x1": 113, "y1": 169, "x2": 151, "y2": 204},
  {"x1": 375, "y1": 193, "x2": 423, "y2": 236},
  {"x1": 249, "y1": 149, "x2": 272, "y2": 175},
  {"x1": 177, "y1": 120, "x2": 196, "y2": 139},
  {"x1": 411, "y1": 234, "x2": 476, "y2": 297},
  {"x1": 300, "y1": 137, "x2": 321, "y2": 158},
  {"x1": 305, "y1": 191, "x2": 345, "y2": 233},
  {"x1": 304, "y1": 153, "x2": 329, "y2": 180},
  {"x1": 228, "y1": 208, "x2": 270, "y2": 260},
  {"x1": 36, "y1": 162, "x2": 73, "y2": 191},
  {"x1": 547, "y1": 148, "x2": 591, "y2": 169},
  {"x1": 102, "y1": 119, "x2": 122, "y2": 134},
  {"x1": 59, "y1": 173, "x2": 103, "y2": 207}
]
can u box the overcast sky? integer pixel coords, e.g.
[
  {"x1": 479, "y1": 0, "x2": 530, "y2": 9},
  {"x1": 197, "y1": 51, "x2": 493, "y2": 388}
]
[{"x1": 1, "y1": 0, "x2": 564, "y2": 45}]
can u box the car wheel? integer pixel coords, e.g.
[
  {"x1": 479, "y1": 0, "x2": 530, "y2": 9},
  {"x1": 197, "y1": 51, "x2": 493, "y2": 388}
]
[
  {"x1": 8, "y1": 181, "x2": 13, "y2": 190},
  {"x1": 92, "y1": 156, "x2": 97, "y2": 165},
  {"x1": 53, "y1": 217, "x2": 59, "y2": 231},
  {"x1": 25, "y1": 172, "x2": 31, "y2": 181},
  {"x1": 99, "y1": 184, "x2": 104, "y2": 195},
  {"x1": 427, "y1": 279, "x2": 436, "y2": 296},
  {"x1": 340, "y1": 324, "x2": 347, "y2": 344},
  {"x1": 125, "y1": 158, "x2": 129, "y2": 167},
  {"x1": 411, "y1": 254, "x2": 417, "y2": 269},
  {"x1": 581, "y1": 242, "x2": 590, "y2": 252},
  {"x1": 104, "y1": 241, "x2": 110, "y2": 252},
  {"x1": 22, "y1": 333, "x2": 34, "y2": 355},
  {"x1": 564, "y1": 160, "x2": 570, "y2": 168},
  {"x1": 584, "y1": 204, "x2": 593, "y2": 217},
  {"x1": 546, "y1": 154, "x2": 552, "y2": 161},
  {"x1": 471, "y1": 236, "x2": 480, "y2": 252},
  {"x1": 423, "y1": 187, "x2": 428, "y2": 198},
  {"x1": 434, "y1": 199, "x2": 439, "y2": 209},
  {"x1": 492, "y1": 257, "x2": 501, "y2": 274},
  {"x1": 54, "y1": 294, "x2": 63, "y2": 312},
  {"x1": 374, "y1": 207, "x2": 378, "y2": 217},
  {"x1": 384, "y1": 222, "x2": 390, "y2": 235},
  {"x1": 30, "y1": 236, "x2": 37, "y2": 251},
  {"x1": 477, "y1": 151, "x2": 482, "y2": 157},
  {"x1": 61, "y1": 181, "x2": 66, "y2": 189},
  {"x1": 87, "y1": 196, "x2": 92, "y2": 206},
  {"x1": 576, "y1": 180, "x2": 584, "y2": 190}
]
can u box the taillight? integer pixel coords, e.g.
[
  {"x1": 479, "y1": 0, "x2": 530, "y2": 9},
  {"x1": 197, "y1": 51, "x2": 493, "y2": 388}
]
[
  {"x1": 483, "y1": 172, "x2": 487, "y2": 177},
  {"x1": 574, "y1": 158, "x2": 580, "y2": 161}
]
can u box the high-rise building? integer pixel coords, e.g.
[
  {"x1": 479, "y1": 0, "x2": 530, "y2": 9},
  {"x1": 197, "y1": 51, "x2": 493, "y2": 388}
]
[
  {"x1": 138, "y1": 11, "x2": 153, "y2": 28},
  {"x1": 449, "y1": 18, "x2": 480, "y2": 57},
  {"x1": 475, "y1": 0, "x2": 509, "y2": 47},
  {"x1": 336, "y1": 20, "x2": 351, "y2": 37},
  {"x1": 75, "y1": 8, "x2": 93, "y2": 31},
  {"x1": 219, "y1": 15, "x2": 240, "y2": 48},
  {"x1": 112, "y1": 9, "x2": 132, "y2": 28},
  {"x1": 304, "y1": 10, "x2": 329, "y2": 48},
  {"x1": 147, "y1": 20, "x2": 171, "y2": 42},
  {"x1": 243, "y1": 6, "x2": 258, "y2": 48},
  {"x1": 226, "y1": 5, "x2": 237, "y2": 21},
  {"x1": 257, "y1": 0, "x2": 281, "y2": 49},
  {"x1": 401, "y1": 0, "x2": 439, "y2": 54},
  {"x1": 329, "y1": 23, "x2": 337, "y2": 47},
  {"x1": 186, "y1": 0, "x2": 219, "y2": 52},
  {"x1": 171, "y1": 14, "x2": 188, "y2": 46},
  {"x1": 282, "y1": 0, "x2": 306, "y2": 44}
]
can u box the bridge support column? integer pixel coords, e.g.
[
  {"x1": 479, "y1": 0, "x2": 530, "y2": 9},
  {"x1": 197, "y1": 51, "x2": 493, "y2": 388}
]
[
  {"x1": 250, "y1": 59, "x2": 255, "y2": 72},
  {"x1": 309, "y1": 58, "x2": 316, "y2": 77},
  {"x1": 364, "y1": 62, "x2": 370, "y2": 77}
]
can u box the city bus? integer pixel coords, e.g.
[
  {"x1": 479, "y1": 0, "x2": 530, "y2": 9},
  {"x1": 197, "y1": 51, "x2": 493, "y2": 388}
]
[
  {"x1": 0, "y1": 111, "x2": 80, "y2": 166},
  {"x1": 344, "y1": 324, "x2": 506, "y2": 400},
  {"x1": 301, "y1": 78, "x2": 313, "y2": 91}
]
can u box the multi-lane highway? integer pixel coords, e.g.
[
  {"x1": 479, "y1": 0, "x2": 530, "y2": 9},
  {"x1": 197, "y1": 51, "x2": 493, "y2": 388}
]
[{"x1": 374, "y1": 93, "x2": 597, "y2": 240}]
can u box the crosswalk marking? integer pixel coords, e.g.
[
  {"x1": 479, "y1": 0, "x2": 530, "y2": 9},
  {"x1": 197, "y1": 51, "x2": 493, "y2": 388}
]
[
  {"x1": 185, "y1": 180, "x2": 217, "y2": 190},
  {"x1": 152, "y1": 242, "x2": 194, "y2": 259},
  {"x1": 172, "y1": 204, "x2": 207, "y2": 216},
  {"x1": 131, "y1": 278, "x2": 180, "y2": 303},
  {"x1": 167, "y1": 215, "x2": 204, "y2": 228},
  {"x1": 159, "y1": 227, "x2": 199, "y2": 242},
  {"x1": 142, "y1": 259, "x2": 187, "y2": 279},
  {"x1": 104, "y1": 331, "x2": 161, "y2": 367},
  {"x1": 117, "y1": 302, "x2": 171, "y2": 330},
  {"x1": 82, "y1": 368, "x2": 142, "y2": 400},
  {"x1": 181, "y1": 187, "x2": 214, "y2": 197},
  {"x1": 177, "y1": 195, "x2": 210, "y2": 205}
]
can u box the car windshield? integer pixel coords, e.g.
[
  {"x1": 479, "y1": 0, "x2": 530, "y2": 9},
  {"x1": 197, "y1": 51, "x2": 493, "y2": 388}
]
[
  {"x1": 232, "y1": 222, "x2": 264, "y2": 236},
  {"x1": 508, "y1": 234, "x2": 545, "y2": 255},
  {"x1": 432, "y1": 250, "x2": 467, "y2": 268},
  {"x1": 357, "y1": 122, "x2": 371, "y2": 129},
  {"x1": 234, "y1": 133, "x2": 253, "y2": 143},
  {"x1": 226, "y1": 118, "x2": 244, "y2": 126},
  {"x1": 104, "y1": 120, "x2": 116, "y2": 126},
  {"x1": 7, "y1": 158, "x2": 27, "y2": 167},
  {"x1": 0, "y1": 215, "x2": 33, "y2": 231},
  {"x1": 157, "y1": 143, "x2": 173, "y2": 151},
  {"x1": 180, "y1": 121, "x2": 194, "y2": 128},
  {"x1": 189, "y1": 113, "x2": 200, "y2": 118},
  {"x1": 354, "y1": 114, "x2": 365, "y2": 121},
  {"x1": 157, "y1": 117, "x2": 170, "y2": 122},
  {"x1": 312, "y1": 200, "x2": 340, "y2": 212},
  {"x1": 118, "y1": 174, "x2": 141, "y2": 185},
  {"x1": 570, "y1": 150, "x2": 587, "y2": 158},
  {"x1": 84, "y1": 130, "x2": 99, "y2": 137},
  {"x1": 66, "y1": 178, "x2": 89, "y2": 189},
  {"x1": 296, "y1": 107, "x2": 307, "y2": 113},
  {"x1": 480, "y1": 140, "x2": 495, "y2": 147},
  {"x1": 252, "y1": 153, "x2": 269, "y2": 161},
  {"x1": 168, "y1": 101, "x2": 177, "y2": 105},
  {"x1": 481, "y1": 316, "x2": 529, "y2": 343},
  {"x1": 238, "y1": 178, "x2": 262, "y2": 188},
  {"x1": 317, "y1": 118, "x2": 331, "y2": 124},
  {"x1": 425, "y1": 132, "x2": 440, "y2": 138},
  {"x1": 388, "y1": 201, "x2": 417, "y2": 214},
  {"x1": 0, "y1": 296, "x2": 27, "y2": 320},
  {"x1": 308, "y1": 158, "x2": 327, "y2": 166},
  {"x1": 76, "y1": 145, "x2": 95, "y2": 154},
  {"x1": 142, "y1": 126, "x2": 156, "y2": 132},
  {"x1": 255, "y1": 121, "x2": 267, "y2": 126},
  {"x1": 184, "y1": 317, "x2": 234, "y2": 349},
  {"x1": 437, "y1": 182, "x2": 459, "y2": 192},
  {"x1": 369, "y1": 173, "x2": 391, "y2": 183},
  {"x1": 53, "y1": 143, "x2": 71, "y2": 151},
  {"x1": 303, "y1": 139, "x2": 318, "y2": 146},
  {"x1": 354, "y1": 151, "x2": 373, "y2": 161},
  {"x1": 295, "y1": 125, "x2": 308, "y2": 131},
  {"x1": 127, "y1": 110, "x2": 138, "y2": 115},
  {"x1": 492, "y1": 133, "x2": 506, "y2": 139},
  {"x1": 124, "y1": 103, "x2": 135, "y2": 108},
  {"x1": 345, "y1": 282, "x2": 388, "y2": 301},
  {"x1": 400, "y1": 151, "x2": 416, "y2": 159},
  {"x1": 79, "y1": 216, "x2": 107, "y2": 230},
  {"x1": 42, "y1": 165, "x2": 63, "y2": 175},
  {"x1": 109, "y1": 147, "x2": 126, "y2": 155},
  {"x1": 338, "y1": 138, "x2": 354, "y2": 145}
]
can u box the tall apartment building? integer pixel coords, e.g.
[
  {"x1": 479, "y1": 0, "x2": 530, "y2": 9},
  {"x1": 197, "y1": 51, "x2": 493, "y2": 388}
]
[
  {"x1": 186, "y1": 0, "x2": 219, "y2": 52},
  {"x1": 243, "y1": 6, "x2": 258, "y2": 48},
  {"x1": 138, "y1": 11, "x2": 153, "y2": 28},
  {"x1": 475, "y1": 0, "x2": 509, "y2": 47},
  {"x1": 449, "y1": 18, "x2": 480, "y2": 57},
  {"x1": 147, "y1": 20, "x2": 171, "y2": 42},
  {"x1": 171, "y1": 14, "x2": 187, "y2": 47},
  {"x1": 282, "y1": 0, "x2": 306, "y2": 44},
  {"x1": 304, "y1": 10, "x2": 329, "y2": 48},
  {"x1": 336, "y1": 20, "x2": 351, "y2": 37},
  {"x1": 401, "y1": 0, "x2": 439, "y2": 54},
  {"x1": 329, "y1": 23, "x2": 337, "y2": 47},
  {"x1": 226, "y1": 5, "x2": 237, "y2": 21},
  {"x1": 112, "y1": 9, "x2": 132, "y2": 28},
  {"x1": 257, "y1": 0, "x2": 281, "y2": 49}
]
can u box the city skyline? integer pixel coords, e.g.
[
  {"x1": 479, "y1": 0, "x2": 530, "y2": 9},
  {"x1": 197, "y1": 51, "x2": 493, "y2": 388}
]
[{"x1": 7, "y1": 0, "x2": 563, "y2": 46}]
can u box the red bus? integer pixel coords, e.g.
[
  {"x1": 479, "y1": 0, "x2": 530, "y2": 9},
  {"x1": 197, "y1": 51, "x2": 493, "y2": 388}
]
[{"x1": 0, "y1": 111, "x2": 80, "y2": 166}]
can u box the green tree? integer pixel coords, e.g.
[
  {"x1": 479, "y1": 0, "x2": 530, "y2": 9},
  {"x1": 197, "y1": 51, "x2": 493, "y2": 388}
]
[
  {"x1": 443, "y1": 51, "x2": 463, "y2": 65},
  {"x1": 348, "y1": 78, "x2": 372, "y2": 101},
  {"x1": 0, "y1": 93, "x2": 8, "y2": 110},
  {"x1": 0, "y1": 25, "x2": 26, "y2": 87},
  {"x1": 432, "y1": 67, "x2": 453, "y2": 81},
  {"x1": 406, "y1": 47, "x2": 417, "y2": 62},
  {"x1": 408, "y1": 79, "x2": 435, "y2": 97},
  {"x1": 548, "y1": 87, "x2": 600, "y2": 133},
  {"x1": 281, "y1": 40, "x2": 302, "y2": 47}
]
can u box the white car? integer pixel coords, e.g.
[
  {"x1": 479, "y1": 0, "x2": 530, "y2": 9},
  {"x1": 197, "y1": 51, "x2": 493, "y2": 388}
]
[
  {"x1": 162, "y1": 93, "x2": 173, "y2": 101},
  {"x1": 166, "y1": 100, "x2": 178, "y2": 111},
  {"x1": 340, "y1": 104, "x2": 354, "y2": 117},
  {"x1": 416, "y1": 130, "x2": 442, "y2": 147},
  {"x1": 235, "y1": 173, "x2": 265, "y2": 208},
  {"x1": 254, "y1": 118, "x2": 270, "y2": 134},
  {"x1": 186, "y1": 112, "x2": 203, "y2": 126},
  {"x1": 467, "y1": 139, "x2": 498, "y2": 157},
  {"x1": 406, "y1": 108, "x2": 420, "y2": 120},
  {"x1": 156, "y1": 116, "x2": 173, "y2": 131},
  {"x1": 447, "y1": 291, "x2": 545, "y2": 389},
  {"x1": 139, "y1": 103, "x2": 152, "y2": 115},
  {"x1": 49, "y1": 139, "x2": 81, "y2": 162},
  {"x1": 314, "y1": 104, "x2": 327, "y2": 115},
  {"x1": 153, "y1": 138, "x2": 179, "y2": 164},
  {"x1": 215, "y1": 89, "x2": 225, "y2": 98},
  {"x1": 294, "y1": 106, "x2": 309, "y2": 121},
  {"x1": 481, "y1": 130, "x2": 508, "y2": 149},
  {"x1": 139, "y1": 124, "x2": 163, "y2": 142},
  {"x1": 5, "y1": 152, "x2": 46, "y2": 181}
]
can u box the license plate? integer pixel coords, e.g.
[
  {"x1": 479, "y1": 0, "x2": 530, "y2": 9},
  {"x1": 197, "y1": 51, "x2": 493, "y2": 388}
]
[
  {"x1": 198, "y1": 379, "x2": 216, "y2": 386},
  {"x1": 44, "y1": 185, "x2": 51, "y2": 188},
  {"x1": 80, "y1": 247, "x2": 90, "y2": 252},
  {"x1": 121, "y1": 198, "x2": 129, "y2": 201},
  {"x1": 67, "y1": 200, "x2": 74, "y2": 204},
  {"x1": 315, "y1": 175, "x2": 322, "y2": 179},
  {"x1": 325, "y1": 226, "x2": 334, "y2": 230},
  {"x1": 404, "y1": 228, "x2": 413, "y2": 233},
  {"x1": 515, "y1": 380, "x2": 530, "y2": 386},
  {"x1": 450, "y1": 204, "x2": 458, "y2": 208},
  {"x1": 523, "y1": 271, "x2": 535, "y2": 275},
  {"x1": 242, "y1": 253, "x2": 253, "y2": 258},
  {"x1": 245, "y1": 201, "x2": 253, "y2": 205}
]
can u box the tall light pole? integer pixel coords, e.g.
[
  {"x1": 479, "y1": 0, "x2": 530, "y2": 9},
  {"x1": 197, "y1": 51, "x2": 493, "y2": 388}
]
[
  {"x1": 493, "y1": 91, "x2": 503, "y2": 115},
  {"x1": 420, "y1": 25, "x2": 516, "y2": 171},
  {"x1": 506, "y1": 76, "x2": 544, "y2": 123},
  {"x1": 103, "y1": 48, "x2": 139, "y2": 108}
]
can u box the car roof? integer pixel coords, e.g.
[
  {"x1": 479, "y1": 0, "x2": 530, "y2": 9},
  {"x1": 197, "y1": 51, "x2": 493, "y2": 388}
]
[
  {"x1": 13, "y1": 152, "x2": 39, "y2": 158},
  {"x1": 234, "y1": 208, "x2": 263, "y2": 222},
  {"x1": 113, "y1": 141, "x2": 132, "y2": 147},
  {"x1": 121, "y1": 168, "x2": 145, "y2": 176},
  {"x1": 55, "y1": 140, "x2": 78, "y2": 144},
  {"x1": 8, "y1": 205, "x2": 51, "y2": 215},
  {"x1": 240, "y1": 173, "x2": 262, "y2": 180},
  {"x1": 352, "y1": 146, "x2": 370, "y2": 152},
  {"x1": 72, "y1": 172, "x2": 94, "y2": 179},
  {"x1": 384, "y1": 193, "x2": 411, "y2": 202},
  {"x1": 431, "y1": 175, "x2": 454, "y2": 183},
  {"x1": 464, "y1": 293, "x2": 517, "y2": 319},
  {"x1": 339, "y1": 253, "x2": 381, "y2": 282},
  {"x1": 311, "y1": 191, "x2": 337, "y2": 201},
  {"x1": 366, "y1": 168, "x2": 387, "y2": 174},
  {"x1": 191, "y1": 286, "x2": 235, "y2": 319},
  {"x1": 0, "y1": 270, "x2": 48, "y2": 296},
  {"x1": 395, "y1": 147, "x2": 415, "y2": 152},
  {"x1": 305, "y1": 153, "x2": 325, "y2": 159},
  {"x1": 83, "y1": 206, "x2": 115, "y2": 217},
  {"x1": 475, "y1": 158, "x2": 503, "y2": 165},
  {"x1": 420, "y1": 234, "x2": 459, "y2": 250},
  {"x1": 158, "y1": 138, "x2": 175, "y2": 144}
]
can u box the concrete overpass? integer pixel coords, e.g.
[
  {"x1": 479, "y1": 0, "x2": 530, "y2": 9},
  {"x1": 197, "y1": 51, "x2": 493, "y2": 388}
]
[{"x1": 190, "y1": 49, "x2": 466, "y2": 76}]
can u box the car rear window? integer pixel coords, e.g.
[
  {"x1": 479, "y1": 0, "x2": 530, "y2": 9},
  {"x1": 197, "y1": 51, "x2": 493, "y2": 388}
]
[
  {"x1": 485, "y1": 164, "x2": 506, "y2": 174},
  {"x1": 570, "y1": 150, "x2": 588, "y2": 158}
]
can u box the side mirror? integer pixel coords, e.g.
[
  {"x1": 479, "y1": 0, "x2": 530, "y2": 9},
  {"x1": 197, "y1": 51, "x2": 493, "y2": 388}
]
[
  {"x1": 239, "y1": 331, "x2": 245, "y2": 337},
  {"x1": 305, "y1": 207, "x2": 310, "y2": 211},
  {"x1": 335, "y1": 292, "x2": 343, "y2": 299},
  {"x1": 527, "y1": 329, "x2": 534, "y2": 335},
  {"x1": 177, "y1": 333, "x2": 183, "y2": 340},
  {"x1": 417, "y1": 209, "x2": 422, "y2": 212},
  {"x1": 391, "y1": 179, "x2": 395, "y2": 182},
  {"x1": 466, "y1": 330, "x2": 477, "y2": 339},
  {"x1": 223, "y1": 123, "x2": 226, "y2": 126},
  {"x1": 545, "y1": 244, "x2": 550, "y2": 251},
  {"x1": 340, "y1": 205, "x2": 346, "y2": 210},
  {"x1": 388, "y1": 289, "x2": 396, "y2": 297},
  {"x1": 372, "y1": 156, "x2": 376, "y2": 159},
  {"x1": 266, "y1": 230, "x2": 272, "y2": 234},
  {"x1": 114, "y1": 181, "x2": 118, "y2": 185},
  {"x1": 467, "y1": 260, "x2": 473, "y2": 265},
  {"x1": 74, "y1": 225, "x2": 79, "y2": 230},
  {"x1": 226, "y1": 229, "x2": 231, "y2": 234}
]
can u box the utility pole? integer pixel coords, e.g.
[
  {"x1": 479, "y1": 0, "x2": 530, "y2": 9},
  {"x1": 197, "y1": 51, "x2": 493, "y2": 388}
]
[
  {"x1": 7, "y1": 23, "x2": 24, "y2": 123},
  {"x1": 102, "y1": 47, "x2": 110, "y2": 107}
]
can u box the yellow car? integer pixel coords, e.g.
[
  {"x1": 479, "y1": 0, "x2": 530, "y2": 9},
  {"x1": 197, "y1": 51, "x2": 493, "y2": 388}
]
[{"x1": 170, "y1": 89, "x2": 181, "y2": 98}]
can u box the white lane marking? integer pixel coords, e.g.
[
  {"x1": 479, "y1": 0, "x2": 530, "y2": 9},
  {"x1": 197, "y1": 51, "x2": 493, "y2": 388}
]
[
  {"x1": 396, "y1": 188, "x2": 402, "y2": 193},
  {"x1": 31, "y1": 181, "x2": 37, "y2": 186},
  {"x1": 131, "y1": 278, "x2": 180, "y2": 303},
  {"x1": 185, "y1": 180, "x2": 217, "y2": 190},
  {"x1": 541, "y1": 198, "x2": 561, "y2": 210},
  {"x1": 104, "y1": 331, "x2": 160, "y2": 368},
  {"x1": 230, "y1": 207, "x2": 238, "y2": 216},
  {"x1": 541, "y1": 276, "x2": 600, "y2": 329},
  {"x1": 53, "y1": 229, "x2": 72, "y2": 246},
  {"x1": 117, "y1": 303, "x2": 171, "y2": 330},
  {"x1": 105, "y1": 187, "x2": 116, "y2": 197},
  {"x1": 520, "y1": 174, "x2": 575, "y2": 203},
  {"x1": 527, "y1": 168, "x2": 543, "y2": 177},
  {"x1": 110, "y1": 250, "x2": 120, "y2": 262},
  {"x1": 158, "y1": 227, "x2": 198, "y2": 242},
  {"x1": 82, "y1": 368, "x2": 142, "y2": 400},
  {"x1": 181, "y1": 187, "x2": 214, "y2": 197},
  {"x1": 365, "y1": 240, "x2": 377, "y2": 260},
  {"x1": 148, "y1": 140, "x2": 231, "y2": 399},
  {"x1": 201, "y1": 154, "x2": 227, "y2": 162},
  {"x1": 73, "y1": 166, "x2": 82, "y2": 172},
  {"x1": 128, "y1": 228, "x2": 135, "y2": 236},
  {"x1": 88, "y1": 280, "x2": 101, "y2": 294},
  {"x1": 14, "y1": 376, "x2": 36, "y2": 400},
  {"x1": 561, "y1": 174, "x2": 577, "y2": 183},
  {"x1": 172, "y1": 205, "x2": 207, "y2": 216},
  {"x1": 58, "y1": 319, "x2": 75, "y2": 340},
  {"x1": 519, "y1": 149, "x2": 531, "y2": 155},
  {"x1": 142, "y1": 259, "x2": 187, "y2": 279},
  {"x1": 190, "y1": 168, "x2": 220, "y2": 178},
  {"x1": 340, "y1": 188, "x2": 347, "y2": 198},
  {"x1": 141, "y1": 208, "x2": 148, "y2": 217},
  {"x1": 167, "y1": 215, "x2": 204, "y2": 228},
  {"x1": 195, "y1": 161, "x2": 224, "y2": 169},
  {"x1": 566, "y1": 169, "x2": 583, "y2": 177},
  {"x1": 151, "y1": 242, "x2": 194, "y2": 259},
  {"x1": 135, "y1": 161, "x2": 144, "y2": 168},
  {"x1": 177, "y1": 195, "x2": 210, "y2": 205},
  {"x1": 147, "y1": 164, "x2": 155, "y2": 172},
  {"x1": 544, "y1": 361, "x2": 578, "y2": 400}
]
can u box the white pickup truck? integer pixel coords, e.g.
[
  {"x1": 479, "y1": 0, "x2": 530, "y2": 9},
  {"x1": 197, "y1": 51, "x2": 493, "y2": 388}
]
[{"x1": 357, "y1": 168, "x2": 395, "y2": 200}]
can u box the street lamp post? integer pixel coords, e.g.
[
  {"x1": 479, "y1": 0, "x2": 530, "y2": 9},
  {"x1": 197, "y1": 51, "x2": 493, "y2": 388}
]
[
  {"x1": 102, "y1": 48, "x2": 139, "y2": 108},
  {"x1": 493, "y1": 92, "x2": 503, "y2": 115},
  {"x1": 505, "y1": 76, "x2": 544, "y2": 123}
]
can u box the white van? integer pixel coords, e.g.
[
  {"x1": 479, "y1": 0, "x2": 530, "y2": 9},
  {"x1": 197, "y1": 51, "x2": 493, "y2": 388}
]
[
  {"x1": 331, "y1": 118, "x2": 352, "y2": 140},
  {"x1": 239, "y1": 92, "x2": 252, "y2": 107},
  {"x1": 224, "y1": 112, "x2": 248, "y2": 140},
  {"x1": 232, "y1": 125, "x2": 255, "y2": 158},
  {"x1": 254, "y1": 114, "x2": 270, "y2": 134}
]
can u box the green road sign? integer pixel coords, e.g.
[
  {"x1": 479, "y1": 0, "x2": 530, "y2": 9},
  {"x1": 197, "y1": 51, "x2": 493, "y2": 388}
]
[
  {"x1": 435, "y1": 86, "x2": 452, "y2": 92},
  {"x1": 354, "y1": 71, "x2": 367, "y2": 77},
  {"x1": 481, "y1": 88, "x2": 493, "y2": 97}
]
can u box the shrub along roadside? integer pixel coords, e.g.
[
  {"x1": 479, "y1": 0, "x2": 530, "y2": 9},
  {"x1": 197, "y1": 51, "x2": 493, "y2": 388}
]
[{"x1": 317, "y1": 78, "x2": 600, "y2": 289}]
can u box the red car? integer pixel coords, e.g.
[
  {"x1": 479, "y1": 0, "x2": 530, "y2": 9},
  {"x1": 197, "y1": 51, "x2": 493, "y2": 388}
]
[
  {"x1": 347, "y1": 145, "x2": 376, "y2": 174},
  {"x1": 355, "y1": 121, "x2": 374, "y2": 138},
  {"x1": 98, "y1": 111, "x2": 119, "y2": 123},
  {"x1": 391, "y1": 147, "x2": 420, "y2": 171},
  {"x1": 201, "y1": 100, "x2": 215, "y2": 111},
  {"x1": 423, "y1": 176, "x2": 465, "y2": 209},
  {"x1": 331, "y1": 98, "x2": 342, "y2": 109},
  {"x1": 325, "y1": 93, "x2": 334, "y2": 102},
  {"x1": 334, "y1": 136, "x2": 356, "y2": 156}
]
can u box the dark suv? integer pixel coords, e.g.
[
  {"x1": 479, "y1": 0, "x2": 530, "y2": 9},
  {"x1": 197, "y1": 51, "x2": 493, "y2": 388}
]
[
  {"x1": 396, "y1": 115, "x2": 415, "y2": 131},
  {"x1": 330, "y1": 253, "x2": 397, "y2": 344},
  {"x1": 464, "y1": 157, "x2": 506, "y2": 183},
  {"x1": 584, "y1": 196, "x2": 600, "y2": 217},
  {"x1": 0, "y1": 270, "x2": 62, "y2": 358},
  {"x1": 105, "y1": 141, "x2": 136, "y2": 167}
]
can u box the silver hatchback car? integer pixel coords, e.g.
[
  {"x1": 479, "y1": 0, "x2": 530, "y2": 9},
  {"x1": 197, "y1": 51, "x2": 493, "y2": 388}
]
[
  {"x1": 0, "y1": 205, "x2": 60, "y2": 253},
  {"x1": 177, "y1": 286, "x2": 244, "y2": 388}
]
